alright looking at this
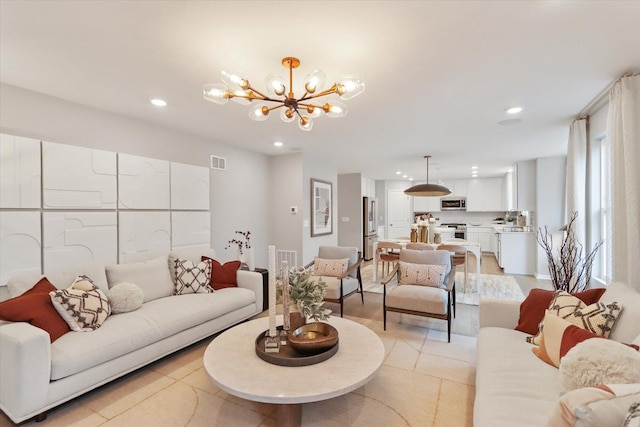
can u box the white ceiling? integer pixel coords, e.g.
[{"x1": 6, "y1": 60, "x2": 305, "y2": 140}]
[{"x1": 1, "y1": 1, "x2": 639, "y2": 182}]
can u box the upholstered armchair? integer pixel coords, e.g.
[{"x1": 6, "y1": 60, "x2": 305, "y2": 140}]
[
  {"x1": 303, "y1": 246, "x2": 364, "y2": 317},
  {"x1": 381, "y1": 249, "x2": 456, "y2": 342}
]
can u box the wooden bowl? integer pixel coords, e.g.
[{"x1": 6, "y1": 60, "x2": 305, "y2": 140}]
[{"x1": 289, "y1": 322, "x2": 339, "y2": 355}]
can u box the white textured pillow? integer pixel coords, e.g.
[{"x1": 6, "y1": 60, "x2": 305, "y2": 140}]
[
  {"x1": 559, "y1": 338, "x2": 640, "y2": 391},
  {"x1": 313, "y1": 258, "x2": 349, "y2": 277},
  {"x1": 398, "y1": 261, "x2": 447, "y2": 288},
  {"x1": 107, "y1": 282, "x2": 144, "y2": 313}
]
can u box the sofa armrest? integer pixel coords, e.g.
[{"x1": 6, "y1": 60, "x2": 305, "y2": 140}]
[
  {"x1": 478, "y1": 299, "x2": 521, "y2": 329},
  {"x1": 236, "y1": 270, "x2": 263, "y2": 313},
  {"x1": 0, "y1": 322, "x2": 51, "y2": 422}
]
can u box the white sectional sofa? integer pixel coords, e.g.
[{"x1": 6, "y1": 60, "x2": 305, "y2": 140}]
[
  {"x1": 0, "y1": 249, "x2": 263, "y2": 424},
  {"x1": 474, "y1": 282, "x2": 640, "y2": 427}
]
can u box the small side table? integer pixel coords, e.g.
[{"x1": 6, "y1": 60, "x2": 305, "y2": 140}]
[{"x1": 254, "y1": 268, "x2": 268, "y2": 311}]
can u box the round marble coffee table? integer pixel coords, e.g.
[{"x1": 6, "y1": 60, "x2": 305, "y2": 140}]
[{"x1": 204, "y1": 316, "x2": 385, "y2": 427}]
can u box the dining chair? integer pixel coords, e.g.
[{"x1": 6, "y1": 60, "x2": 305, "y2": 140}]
[
  {"x1": 405, "y1": 242, "x2": 435, "y2": 251},
  {"x1": 376, "y1": 242, "x2": 402, "y2": 278}
]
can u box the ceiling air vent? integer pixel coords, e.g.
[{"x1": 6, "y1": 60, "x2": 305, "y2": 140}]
[{"x1": 210, "y1": 155, "x2": 227, "y2": 170}]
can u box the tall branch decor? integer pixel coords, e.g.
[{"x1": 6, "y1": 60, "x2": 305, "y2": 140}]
[{"x1": 536, "y1": 211, "x2": 603, "y2": 293}]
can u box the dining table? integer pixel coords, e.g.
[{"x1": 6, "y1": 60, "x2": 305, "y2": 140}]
[{"x1": 372, "y1": 239, "x2": 482, "y2": 293}]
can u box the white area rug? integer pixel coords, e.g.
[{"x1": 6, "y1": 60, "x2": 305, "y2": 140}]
[{"x1": 363, "y1": 269, "x2": 524, "y2": 306}]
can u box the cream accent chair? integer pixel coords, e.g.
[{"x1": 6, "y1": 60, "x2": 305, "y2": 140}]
[
  {"x1": 382, "y1": 249, "x2": 456, "y2": 342},
  {"x1": 303, "y1": 246, "x2": 363, "y2": 317}
]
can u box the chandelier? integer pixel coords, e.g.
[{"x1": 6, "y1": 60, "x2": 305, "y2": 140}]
[
  {"x1": 404, "y1": 156, "x2": 452, "y2": 197},
  {"x1": 202, "y1": 57, "x2": 365, "y2": 131}
]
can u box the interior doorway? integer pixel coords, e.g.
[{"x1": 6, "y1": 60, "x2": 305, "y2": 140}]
[{"x1": 387, "y1": 189, "x2": 411, "y2": 239}]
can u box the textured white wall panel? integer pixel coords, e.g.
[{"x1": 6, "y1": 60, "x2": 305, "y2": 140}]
[
  {"x1": 170, "y1": 162, "x2": 209, "y2": 210},
  {"x1": 118, "y1": 154, "x2": 170, "y2": 209},
  {"x1": 43, "y1": 212, "x2": 117, "y2": 272},
  {"x1": 0, "y1": 134, "x2": 41, "y2": 208},
  {"x1": 171, "y1": 211, "x2": 210, "y2": 251},
  {"x1": 119, "y1": 211, "x2": 170, "y2": 263},
  {"x1": 0, "y1": 211, "x2": 41, "y2": 284},
  {"x1": 42, "y1": 142, "x2": 117, "y2": 209}
]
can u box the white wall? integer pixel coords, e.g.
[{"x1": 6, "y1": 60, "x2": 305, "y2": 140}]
[
  {"x1": 0, "y1": 83, "x2": 270, "y2": 267},
  {"x1": 338, "y1": 173, "x2": 363, "y2": 251},
  {"x1": 269, "y1": 153, "x2": 304, "y2": 261},
  {"x1": 535, "y1": 156, "x2": 567, "y2": 278},
  {"x1": 302, "y1": 154, "x2": 338, "y2": 263}
]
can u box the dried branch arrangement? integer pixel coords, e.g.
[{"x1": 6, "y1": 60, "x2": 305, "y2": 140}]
[{"x1": 536, "y1": 211, "x2": 603, "y2": 293}]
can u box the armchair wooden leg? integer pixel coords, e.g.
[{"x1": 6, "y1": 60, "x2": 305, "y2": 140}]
[{"x1": 383, "y1": 308, "x2": 387, "y2": 330}]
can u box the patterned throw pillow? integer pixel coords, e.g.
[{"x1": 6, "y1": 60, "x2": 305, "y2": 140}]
[
  {"x1": 50, "y1": 275, "x2": 111, "y2": 331},
  {"x1": 527, "y1": 290, "x2": 622, "y2": 345},
  {"x1": 398, "y1": 261, "x2": 448, "y2": 288},
  {"x1": 313, "y1": 258, "x2": 349, "y2": 277},
  {"x1": 174, "y1": 258, "x2": 213, "y2": 295}
]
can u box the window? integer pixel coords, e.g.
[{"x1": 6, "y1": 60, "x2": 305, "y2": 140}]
[{"x1": 589, "y1": 134, "x2": 612, "y2": 283}]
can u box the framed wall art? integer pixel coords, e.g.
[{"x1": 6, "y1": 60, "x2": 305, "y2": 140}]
[{"x1": 310, "y1": 178, "x2": 333, "y2": 237}]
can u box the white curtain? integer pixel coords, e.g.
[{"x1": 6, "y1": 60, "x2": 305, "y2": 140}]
[
  {"x1": 565, "y1": 118, "x2": 587, "y2": 246},
  {"x1": 608, "y1": 75, "x2": 640, "y2": 286}
]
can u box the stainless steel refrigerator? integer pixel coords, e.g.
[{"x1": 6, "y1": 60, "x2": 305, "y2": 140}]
[{"x1": 363, "y1": 197, "x2": 378, "y2": 261}]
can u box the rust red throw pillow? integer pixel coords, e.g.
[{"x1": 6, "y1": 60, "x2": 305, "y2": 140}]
[
  {"x1": 0, "y1": 277, "x2": 71, "y2": 342},
  {"x1": 515, "y1": 288, "x2": 606, "y2": 335},
  {"x1": 201, "y1": 256, "x2": 241, "y2": 290}
]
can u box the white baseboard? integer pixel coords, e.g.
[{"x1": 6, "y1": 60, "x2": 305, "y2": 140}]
[{"x1": 535, "y1": 273, "x2": 551, "y2": 280}]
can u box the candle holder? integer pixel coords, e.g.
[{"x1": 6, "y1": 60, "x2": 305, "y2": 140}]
[
  {"x1": 280, "y1": 261, "x2": 290, "y2": 345},
  {"x1": 264, "y1": 331, "x2": 280, "y2": 353}
]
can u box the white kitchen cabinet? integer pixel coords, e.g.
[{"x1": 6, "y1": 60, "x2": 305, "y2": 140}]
[
  {"x1": 466, "y1": 178, "x2": 503, "y2": 211},
  {"x1": 499, "y1": 232, "x2": 536, "y2": 275},
  {"x1": 466, "y1": 226, "x2": 494, "y2": 252},
  {"x1": 439, "y1": 180, "x2": 466, "y2": 197},
  {"x1": 412, "y1": 193, "x2": 440, "y2": 213}
]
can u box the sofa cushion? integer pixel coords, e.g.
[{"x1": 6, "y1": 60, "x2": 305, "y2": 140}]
[
  {"x1": 0, "y1": 277, "x2": 70, "y2": 342},
  {"x1": 599, "y1": 282, "x2": 640, "y2": 343},
  {"x1": 547, "y1": 384, "x2": 640, "y2": 427},
  {"x1": 50, "y1": 287, "x2": 256, "y2": 380},
  {"x1": 321, "y1": 276, "x2": 359, "y2": 300},
  {"x1": 106, "y1": 256, "x2": 174, "y2": 303},
  {"x1": 202, "y1": 257, "x2": 240, "y2": 290},
  {"x1": 386, "y1": 285, "x2": 447, "y2": 314},
  {"x1": 317, "y1": 246, "x2": 359, "y2": 278},
  {"x1": 532, "y1": 311, "x2": 613, "y2": 368},
  {"x1": 169, "y1": 248, "x2": 217, "y2": 283},
  {"x1": 6, "y1": 263, "x2": 109, "y2": 297},
  {"x1": 50, "y1": 275, "x2": 111, "y2": 331},
  {"x1": 313, "y1": 257, "x2": 349, "y2": 277},
  {"x1": 398, "y1": 261, "x2": 447, "y2": 288},
  {"x1": 527, "y1": 291, "x2": 622, "y2": 345},
  {"x1": 475, "y1": 327, "x2": 562, "y2": 427},
  {"x1": 173, "y1": 258, "x2": 213, "y2": 294},
  {"x1": 515, "y1": 288, "x2": 606, "y2": 335}
]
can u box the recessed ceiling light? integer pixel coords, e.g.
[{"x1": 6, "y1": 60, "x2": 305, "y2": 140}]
[
  {"x1": 471, "y1": 165, "x2": 478, "y2": 170},
  {"x1": 150, "y1": 98, "x2": 167, "y2": 107},
  {"x1": 396, "y1": 171, "x2": 402, "y2": 175},
  {"x1": 409, "y1": 177, "x2": 414, "y2": 181},
  {"x1": 402, "y1": 174, "x2": 408, "y2": 178},
  {"x1": 273, "y1": 141, "x2": 284, "y2": 147},
  {"x1": 498, "y1": 118, "x2": 522, "y2": 126},
  {"x1": 506, "y1": 106, "x2": 523, "y2": 114}
]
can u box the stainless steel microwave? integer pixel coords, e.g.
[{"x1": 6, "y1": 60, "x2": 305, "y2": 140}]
[{"x1": 441, "y1": 197, "x2": 466, "y2": 211}]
